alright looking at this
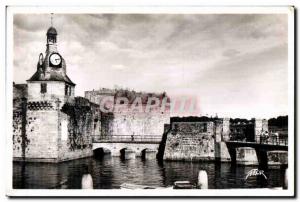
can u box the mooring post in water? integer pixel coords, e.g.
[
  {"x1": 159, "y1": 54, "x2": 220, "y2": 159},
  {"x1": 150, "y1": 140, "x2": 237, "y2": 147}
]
[
  {"x1": 81, "y1": 173, "x2": 93, "y2": 189},
  {"x1": 197, "y1": 170, "x2": 208, "y2": 189},
  {"x1": 81, "y1": 165, "x2": 93, "y2": 189},
  {"x1": 283, "y1": 168, "x2": 288, "y2": 189}
]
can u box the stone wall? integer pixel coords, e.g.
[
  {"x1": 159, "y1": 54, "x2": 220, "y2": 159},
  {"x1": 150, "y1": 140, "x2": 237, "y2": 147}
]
[
  {"x1": 24, "y1": 110, "x2": 60, "y2": 161},
  {"x1": 13, "y1": 87, "x2": 96, "y2": 162},
  {"x1": 100, "y1": 113, "x2": 114, "y2": 139},
  {"x1": 101, "y1": 109, "x2": 169, "y2": 139},
  {"x1": 236, "y1": 147, "x2": 258, "y2": 165},
  {"x1": 13, "y1": 110, "x2": 26, "y2": 158},
  {"x1": 85, "y1": 88, "x2": 170, "y2": 142},
  {"x1": 163, "y1": 122, "x2": 215, "y2": 161},
  {"x1": 58, "y1": 97, "x2": 98, "y2": 161},
  {"x1": 57, "y1": 110, "x2": 93, "y2": 161},
  {"x1": 267, "y1": 151, "x2": 288, "y2": 166},
  {"x1": 13, "y1": 83, "x2": 28, "y2": 100},
  {"x1": 85, "y1": 89, "x2": 115, "y2": 108},
  {"x1": 215, "y1": 142, "x2": 231, "y2": 162},
  {"x1": 14, "y1": 101, "x2": 61, "y2": 162},
  {"x1": 13, "y1": 84, "x2": 28, "y2": 159}
]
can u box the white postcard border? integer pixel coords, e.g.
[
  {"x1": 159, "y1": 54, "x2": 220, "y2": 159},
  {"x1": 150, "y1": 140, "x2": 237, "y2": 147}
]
[{"x1": 5, "y1": 5, "x2": 295, "y2": 197}]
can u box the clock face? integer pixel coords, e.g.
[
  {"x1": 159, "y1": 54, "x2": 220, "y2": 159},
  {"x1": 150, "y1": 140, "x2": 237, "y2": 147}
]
[{"x1": 49, "y1": 53, "x2": 62, "y2": 67}]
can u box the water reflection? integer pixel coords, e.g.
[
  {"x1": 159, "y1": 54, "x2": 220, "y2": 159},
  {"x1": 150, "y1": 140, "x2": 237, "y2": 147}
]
[{"x1": 13, "y1": 156, "x2": 284, "y2": 189}]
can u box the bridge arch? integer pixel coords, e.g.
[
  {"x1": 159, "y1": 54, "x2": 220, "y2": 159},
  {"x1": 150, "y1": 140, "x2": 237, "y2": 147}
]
[
  {"x1": 119, "y1": 147, "x2": 137, "y2": 160},
  {"x1": 141, "y1": 148, "x2": 147, "y2": 159},
  {"x1": 93, "y1": 147, "x2": 111, "y2": 158},
  {"x1": 141, "y1": 148, "x2": 158, "y2": 160},
  {"x1": 120, "y1": 148, "x2": 127, "y2": 157}
]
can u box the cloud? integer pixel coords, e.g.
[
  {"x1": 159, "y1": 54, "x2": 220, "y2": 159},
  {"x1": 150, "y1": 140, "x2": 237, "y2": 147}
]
[
  {"x1": 13, "y1": 13, "x2": 289, "y2": 118},
  {"x1": 222, "y1": 49, "x2": 240, "y2": 58}
]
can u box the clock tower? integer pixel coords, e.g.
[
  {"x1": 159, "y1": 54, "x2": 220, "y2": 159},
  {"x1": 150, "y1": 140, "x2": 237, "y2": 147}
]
[
  {"x1": 27, "y1": 26, "x2": 75, "y2": 103},
  {"x1": 17, "y1": 25, "x2": 94, "y2": 163}
]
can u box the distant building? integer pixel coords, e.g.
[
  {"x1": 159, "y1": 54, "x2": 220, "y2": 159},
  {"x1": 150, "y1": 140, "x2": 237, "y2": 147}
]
[
  {"x1": 229, "y1": 118, "x2": 268, "y2": 143},
  {"x1": 230, "y1": 119, "x2": 255, "y2": 142},
  {"x1": 269, "y1": 126, "x2": 288, "y2": 137}
]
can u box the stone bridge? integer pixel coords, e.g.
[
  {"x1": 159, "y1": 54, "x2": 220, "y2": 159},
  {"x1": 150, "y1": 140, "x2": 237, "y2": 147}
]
[
  {"x1": 92, "y1": 135, "x2": 161, "y2": 159},
  {"x1": 225, "y1": 140, "x2": 288, "y2": 167},
  {"x1": 225, "y1": 140, "x2": 288, "y2": 152}
]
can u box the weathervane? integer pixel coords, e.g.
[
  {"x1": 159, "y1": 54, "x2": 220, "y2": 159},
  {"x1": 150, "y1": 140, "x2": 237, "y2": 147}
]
[{"x1": 50, "y1": 13, "x2": 53, "y2": 26}]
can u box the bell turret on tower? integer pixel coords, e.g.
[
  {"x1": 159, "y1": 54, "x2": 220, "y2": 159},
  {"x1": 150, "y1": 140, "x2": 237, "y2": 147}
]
[
  {"x1": 46, "y1": 26, "x2": 58, "y2": 52},
  {"x1": 27, "y1": 22, "x2": 75, "y2": 103}
]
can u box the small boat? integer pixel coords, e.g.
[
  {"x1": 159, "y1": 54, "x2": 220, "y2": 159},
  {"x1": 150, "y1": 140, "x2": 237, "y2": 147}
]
[
  {"x1": 120, "y1": 183, "x2": 156, "y2": 189},
  {"x1": 120, "y1": 183, "x2": 173, "y2": 190},
  {"x1": 173, "y1": 181, "x2": 196, "y2": 189}
]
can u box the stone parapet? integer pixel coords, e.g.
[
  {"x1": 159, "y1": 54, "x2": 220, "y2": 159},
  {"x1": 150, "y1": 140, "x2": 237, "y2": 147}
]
[
  {"x1": 236, "y1": 147, "x2": 258, "y2": 165},
  {"x1": 163, "y1": 121, "x2": 216, "y2": 161}
]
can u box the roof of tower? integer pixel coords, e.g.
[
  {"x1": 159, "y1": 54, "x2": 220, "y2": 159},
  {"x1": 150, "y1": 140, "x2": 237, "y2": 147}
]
[
  {"x1": 27, "y1": 71, "x2": 75, "y2": 86},
  {"x1": 47, "y1": 26, "x2": 57, "y2": 35}
]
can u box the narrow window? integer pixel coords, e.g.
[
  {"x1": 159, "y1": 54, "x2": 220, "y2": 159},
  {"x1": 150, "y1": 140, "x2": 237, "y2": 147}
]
[
  {"x1": 65, "y1": 84, "x2": 68, "y2": 95},
  {"x1": 41, "y1": 83, "x2": 47, "y2": 93}
]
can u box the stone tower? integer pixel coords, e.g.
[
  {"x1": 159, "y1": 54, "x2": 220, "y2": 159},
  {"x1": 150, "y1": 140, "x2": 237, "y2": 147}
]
[
  {"x1": 22, "y1": 26, "x2": 76, "y2": 162},
  {"x1": 13, "y1": 25, "x2": 93, "y2": 162}
]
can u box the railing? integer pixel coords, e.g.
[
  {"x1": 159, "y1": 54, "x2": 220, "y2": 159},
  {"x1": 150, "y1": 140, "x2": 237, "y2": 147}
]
[
  {"x1": 226, "y1": 137, "x2": 288, "y2": 146},
  {"x1": 259, "y1": 136, "x2": 288, "y2": 146},
  {"x1": 92, "y1": 135, "x2": 162, "y2": 143}
]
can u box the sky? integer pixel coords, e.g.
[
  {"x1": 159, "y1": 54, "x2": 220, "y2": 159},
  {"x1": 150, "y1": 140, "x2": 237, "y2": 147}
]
[{"x1": 13, "y1": 13, "x2": 288, "y2": 119}]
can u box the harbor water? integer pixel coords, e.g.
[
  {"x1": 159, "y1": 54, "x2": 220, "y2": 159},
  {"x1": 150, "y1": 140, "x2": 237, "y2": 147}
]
[{"x1": 13, "y1": 155, "x2": 285, "y2": 189}]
